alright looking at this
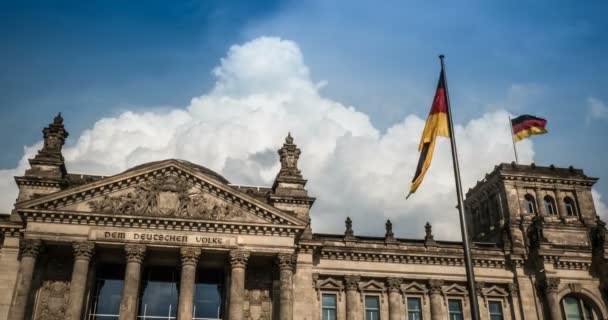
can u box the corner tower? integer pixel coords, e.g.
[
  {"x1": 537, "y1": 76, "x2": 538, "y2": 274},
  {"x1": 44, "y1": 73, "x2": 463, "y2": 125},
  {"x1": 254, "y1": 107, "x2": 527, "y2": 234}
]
[
  {"x1": 268, "y1": 133, "x2": 315, "y2": 223},
  {"x1": 14, "y1": 113, "x2": 70, "y2": 202}
]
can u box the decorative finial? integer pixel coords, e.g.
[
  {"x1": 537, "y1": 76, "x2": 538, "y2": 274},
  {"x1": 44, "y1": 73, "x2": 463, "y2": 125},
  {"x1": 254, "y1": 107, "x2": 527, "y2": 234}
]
[
  {"x1": 385, "y1": 219, "x2": 395, "y2": 242},
  {"x1": 54, "y1": 112, "x2": 63, "y2": 125},
  {"x1": 344, "y1": 217, "x2": 354, "y2": 239},
  {"x1": 424, "y1": 222, "x2": 434, "y2": 242}
]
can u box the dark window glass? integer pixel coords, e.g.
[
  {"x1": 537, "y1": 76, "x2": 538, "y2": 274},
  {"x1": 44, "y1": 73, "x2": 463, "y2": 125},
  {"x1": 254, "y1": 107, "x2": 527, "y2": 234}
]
[
  {"x1": 448, "y1": 299, "x2": 463, "y2": 320},
  {"x1": 194, "y1": 270, "x2": 223, "y2": 320},
  {"x1": 564, "y1": 197, "x2": 577, "y2": 216},
  {"x1": 407, "y1": 297, "x2": 422, "y2": 320},
  {"x1": 138, "y1": 267, "x2": 179, "y2": 319},
  {"x1": 322, "y1": 294, "x2": 337, "y2": 320},
  {"x1": 89, "y1": 264, "x2": 125, "y2": 320},
  {"x1": 544, "y1": 195, "x2": 556, "y2": 215},
  {"x1": 365, "y1": 296, "x2": 380, "y2": 320},
  {"x1": 488, "y1": 301, "x2": 503, "y2": 320},
  {"x1": 524, "y1": 194, "x2": 536, "y2": 214},
  {"x1": 562, "y1": 296, "x2": 594, "y2": 320}
]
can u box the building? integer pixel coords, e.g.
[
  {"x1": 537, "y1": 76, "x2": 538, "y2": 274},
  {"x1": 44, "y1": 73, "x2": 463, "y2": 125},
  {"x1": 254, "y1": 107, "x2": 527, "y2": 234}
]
[{"x1": 0, "y1": 113, "x2": 606, "y2": 320}]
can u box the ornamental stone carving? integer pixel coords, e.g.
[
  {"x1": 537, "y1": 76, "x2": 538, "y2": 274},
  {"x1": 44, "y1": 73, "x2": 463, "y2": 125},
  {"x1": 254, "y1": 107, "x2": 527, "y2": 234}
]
[
  {"x1": 180, "y1": 247, "x2": 202, "y2": 266},
  {"x1": 88, "y1": 174, "x2": 245, "y2": 220},
  {"x1": 344, "y1": 275, "x2": 360, "y2": 291},
  {"x1": 545, "y1": 277, "x2": 560, "y2": 293},
  {"x1": 428, "y1": 279, "x2": 444, "y2": 295},
  {"x1": 19, "y1": 239, "x2": 42, "y2": 259},
  {"x1": 386, "y1": 277, "x2": 402, "y2": 292},
  {"x1": 276, "y1": 253, "x2": 296, "y2": 271},
  {"x1": 72, "y1": 241, "x2": 94, "y2": 260},
  {"x1": 243, "y1": 288, "x2": 272, "y2": 320},
  {"x1": 229, "y1": 249, "x2": 250, "y2": 268},
  {"x1": 508, "y1": 282, "x2": 519, "y2": 296},
  {"x1": 124, "y1": 244, "x2": 146, "y2": 263},
  {"x1": 35, "y1": 281, "x2": 70, "y2": 320}
]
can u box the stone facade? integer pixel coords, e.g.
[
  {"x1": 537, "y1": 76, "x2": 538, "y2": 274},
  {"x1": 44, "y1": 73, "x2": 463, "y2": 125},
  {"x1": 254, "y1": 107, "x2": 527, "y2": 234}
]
[{"x1": 0, "y1": 114, "x2": 606, "y2": 320}]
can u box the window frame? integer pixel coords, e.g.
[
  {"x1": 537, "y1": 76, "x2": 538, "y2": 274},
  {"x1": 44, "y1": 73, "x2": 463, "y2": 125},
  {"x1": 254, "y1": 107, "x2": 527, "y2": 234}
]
[
  {"x1": 564, "y1": 197, "x2": 578, "y2": 217},
  {"x1": 405, "y1": 295, "x2": 423, "y2": 320},
  {"x1": 321, "y1": 293, "x2": 338, "y2": 320},
  {"x1": 447, "y1": 298, "x2": 464, "y2": 320},
  {"x1": 524, "y1": 194, "x2": 537, "y2": 214},
  {"x1": 487, "y1": 300, "x2": 504, "y2": 320},
  {"x1": 364, "y1": 294, "x2": 381, "y2": 320},
  {"x1": 543, "y1": 195, "x2": 557, "y2": 216},
  {"x1": 561, "y1": 295, "x2": 595, "y2": 320}
]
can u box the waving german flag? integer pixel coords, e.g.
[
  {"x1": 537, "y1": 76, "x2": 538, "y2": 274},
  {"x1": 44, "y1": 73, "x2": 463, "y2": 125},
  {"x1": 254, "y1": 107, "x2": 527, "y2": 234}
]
[
  {"x1": 511, "y1": 115, "x2": 548, "y2": 142},
  {"x1": 407, "y1": 71, "x2": 450, "y2": 198}
]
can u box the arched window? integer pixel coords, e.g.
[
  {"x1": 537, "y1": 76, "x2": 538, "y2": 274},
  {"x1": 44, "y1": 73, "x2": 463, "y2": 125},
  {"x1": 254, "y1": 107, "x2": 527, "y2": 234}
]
[
  {"x1": 564, "y1": 197, "x2": 578, "y2": 217},
  {"x1": 561, "y1": 295, "x2": 596, "y2": 319},
  {"x1": 524, "y1": 194, "x2": 536, "y2": 214},
  {"x1": 544, "y1": 195, "x2": 557, "y2": 215}
]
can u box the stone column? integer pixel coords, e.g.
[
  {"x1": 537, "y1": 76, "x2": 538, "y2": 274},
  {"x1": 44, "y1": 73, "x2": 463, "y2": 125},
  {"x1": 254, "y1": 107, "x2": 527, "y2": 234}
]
[
  {"x1": 386, "y1": 278, "x2": 402, "y2": 320},
  {"x1": 344, "y1": 275, "x2": 360, "y2": 320},
  {"x1": 119, "y1": 244, "x2": 146, "y2": 320},
  {"x1": 66, "y1": 241, "x2": 95, "y2": 320},
  {"x1": 428, "y1": 279, "x2": 444, "y2": 320},
  {"x1": 228, "y1": 249, "x2": 249, "y2": 320},
  {"x1": 534, "y1": 187, "x2": 545, "y2": 216},
  {"x1": 508, "y1": 283, "x2": 522, "y2": 320},
  {"x1": 8, "y1": 239, "x2": 42, "y2": 320},
  {"x1": 277, "y1": 253, "x2": 296, "y2": 320},
  {"x1": 178, "y1": 247, "x2": 202, "y2": 320},
  {"x1": 545, "y1": 278, "x2": 561, "y2": 320}
]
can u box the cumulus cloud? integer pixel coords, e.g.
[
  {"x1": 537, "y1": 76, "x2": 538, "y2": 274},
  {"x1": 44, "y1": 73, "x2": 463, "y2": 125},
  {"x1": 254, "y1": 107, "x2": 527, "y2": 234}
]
[
  {"x1": 586, "y1": 97, "x2": 608, "y2": 124},
  {"x1": 0, "y1": 37, "x2": 602, "y2": 239}
]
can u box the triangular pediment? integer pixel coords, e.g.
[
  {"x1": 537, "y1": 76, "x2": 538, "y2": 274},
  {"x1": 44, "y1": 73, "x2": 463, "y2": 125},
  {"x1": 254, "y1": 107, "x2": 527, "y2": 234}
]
[
  {"x1": 484, "y1": 285, "x2": 508, "y2": 297},
  {"x1": 360, "y1": 280, "x2": 385, "y2": 292},
  {"x1": 317, "y1": 278, "x2": 344, "y2": 290},
  {"x1": 444, "y1": 283, "x2": 468, "y2": 295},
  {"x1": 403, "y1": 282, "x2": 428, "y2": 293},
  {"x1": 16, "y1": 160, "x2": 305, "y2": 226}
]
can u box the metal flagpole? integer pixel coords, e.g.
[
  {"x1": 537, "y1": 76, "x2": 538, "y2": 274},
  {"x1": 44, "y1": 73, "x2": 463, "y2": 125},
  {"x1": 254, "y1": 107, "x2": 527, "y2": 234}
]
[
  {"x1": 439, "y1": 54, "x2": 481, "y2": 320},
  {"x1": 508, "y1": 116, "x2": 519, "y2": 164}
]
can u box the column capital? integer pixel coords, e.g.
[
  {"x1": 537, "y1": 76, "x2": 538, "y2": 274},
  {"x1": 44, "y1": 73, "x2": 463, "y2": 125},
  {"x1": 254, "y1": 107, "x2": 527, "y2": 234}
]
[
  {"x1": 508, "y1": 282, "x2": 519, "y2": 296},
  {"x1": 386, "y1": 277, "x2": 402, "y2": 292},
  {"x1": 276, "y1": 253, "x2": 296, "y2": 271},
  {"x1": 475, "y1": 281, "x2": 485, "y2": 296},
  {"x1": 180, "y1": 247, "x2": 202, "y2": 266},
  {"x1": 229, "y1": 249, "x2": 250, "y2": 269},
  {"x1": 344, "y1": 275, "x2": 360, "y2": 291},
  {"x1": 428, "y1": 279, "x2": 444, "y2": 295},
  {"x1": 19, "y1": 239, "x2": 43, "y2": 259},
  {"x1": 545, "y1": 277, "x2": 560, "y2": 293},
  {"x1": 124, "y1": 244, "x2": 146, "y2": 263},
  {"x1": 73, "y1": 241, "x2": 95, "y2": 261}
]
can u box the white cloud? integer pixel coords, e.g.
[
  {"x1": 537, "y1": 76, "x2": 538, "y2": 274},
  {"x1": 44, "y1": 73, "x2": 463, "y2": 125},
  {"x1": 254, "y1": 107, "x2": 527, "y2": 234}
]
[
  {"x1": 0, "y1": 37, "x2": 604, "y2": 239},
  {"x1": 592, "y1": 189, "x2": 608, "y2": 222},
  {"x1": 586, "y1": 96, "x2": 608, "y2": 123}
]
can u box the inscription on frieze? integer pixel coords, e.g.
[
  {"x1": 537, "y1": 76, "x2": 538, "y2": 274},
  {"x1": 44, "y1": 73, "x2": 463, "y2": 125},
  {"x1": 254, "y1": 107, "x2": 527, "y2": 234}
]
[{"x1": 89, "y1": 229, "x2": 237, "y2": 247}]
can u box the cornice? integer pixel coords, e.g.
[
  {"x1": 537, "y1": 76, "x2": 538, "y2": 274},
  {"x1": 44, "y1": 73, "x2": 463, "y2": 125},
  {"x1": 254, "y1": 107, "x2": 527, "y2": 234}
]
[{"x1": 18, "y1": 209, "x2": 301, "y2": 237}]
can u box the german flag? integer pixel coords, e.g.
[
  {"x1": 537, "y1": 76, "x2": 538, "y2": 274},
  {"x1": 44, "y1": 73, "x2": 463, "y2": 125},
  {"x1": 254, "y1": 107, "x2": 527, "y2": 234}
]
[
  {"x1": 511, "y1": 115, "x2": 548, "y2": 142},
  {"x1": 407, "y1": 71, "x2": 450, "y2": 198}
]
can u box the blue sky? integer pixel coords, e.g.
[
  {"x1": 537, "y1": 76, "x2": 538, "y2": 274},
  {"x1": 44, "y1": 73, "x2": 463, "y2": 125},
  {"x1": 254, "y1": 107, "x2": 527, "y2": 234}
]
[{"x1": 1, "y1": 1, "x2": 607, "y2": 230}]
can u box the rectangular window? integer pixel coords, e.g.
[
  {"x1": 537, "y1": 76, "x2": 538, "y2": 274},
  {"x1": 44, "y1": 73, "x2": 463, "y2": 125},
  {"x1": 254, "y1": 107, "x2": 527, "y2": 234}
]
[
  {"x1": 321, "y1": 294, "x2": 337, "y2": 320},
  {"x1": 88, "y1": 264, "x2": 125, "y2": 320},
  {"x1": 448, "y1": 299, "x2": 463, "y2": 320},
  {"x1": 407, "y1": 297, "x2": 422, "y2": 320},
  {"x1": 365, "y1": 296, "x2": 380, "y2": 320},
  {"x1": 488, "y1": 301, "x2": 504, "y2": 320}
]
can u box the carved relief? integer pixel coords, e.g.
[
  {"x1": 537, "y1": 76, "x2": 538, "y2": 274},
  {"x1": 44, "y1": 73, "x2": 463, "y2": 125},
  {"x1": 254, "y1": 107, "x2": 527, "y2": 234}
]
[
  {"x1": 243, "y1": 289, "x2": 272, "y2": 320},
  {"x1": 88, "y1": 174, "x2": 245, "y2": 220},
  {"x1": 428, "y1": 279, "x2": 444, "y2": 295},
  {"x1": 180, "y1": 247, "x2": 202, "y2": 266},
  {"x1": 124, "y1": 244, "x2": 146, "y2": 263},
  {"x1": 344, "y1": 275, "x2": 361, "y2": 291},
  {"x1": 19, "y1": 239, "x2": 43, "y2": 259},
  {"x1": 276, "y1": 253, "x2": 296, "y2": 272},
  {"x1": 35, "y1": 281, "x2": 70, "y2": 320},
  {"x1": 72, "y1": 241, "x2": 94, "y2": 260},
  {"x1": 229, "y1": 250, "x2": 250, "y2": 268},
  {"x1": 386, "y1": 277, "x2": 402, "y2": 292}
]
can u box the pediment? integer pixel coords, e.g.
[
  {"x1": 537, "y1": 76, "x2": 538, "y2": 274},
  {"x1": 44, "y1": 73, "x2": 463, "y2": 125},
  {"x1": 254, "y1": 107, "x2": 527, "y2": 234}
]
[
  {"x1": 484, "y1": 285, "x2": 508, "y2": 297},
  {"x1": 16, "y1": 160, "x2": 305, "y2": 226},
  {"x1": 317, "y1": 278, "x2": 344, "y2": 290},
  {"x1": 403, "y1": 282, "x2": 428, "y2": 293},
  {"x1": 444, "y1": 283, "x2": 468, "y2": 295},
  {"x1": 360, "y1": 280, "x2": 385, "y2": 292}
]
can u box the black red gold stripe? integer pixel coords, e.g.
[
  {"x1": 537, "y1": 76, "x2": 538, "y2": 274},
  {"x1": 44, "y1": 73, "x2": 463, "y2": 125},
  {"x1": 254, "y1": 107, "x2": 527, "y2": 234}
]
[{"x1": 511, "y1": 115, "x2": 548, "y2": 142}]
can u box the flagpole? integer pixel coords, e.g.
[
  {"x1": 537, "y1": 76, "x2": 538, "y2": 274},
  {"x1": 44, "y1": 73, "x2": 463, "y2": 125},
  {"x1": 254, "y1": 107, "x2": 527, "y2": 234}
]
[
  {"x1": 439, "y1": 54, "x2": 481, "y2": 320},
  {"x1": 508, "y1": 116, "x2": 519, "y2": 164}
]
